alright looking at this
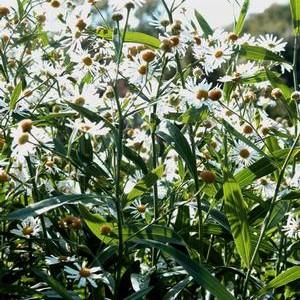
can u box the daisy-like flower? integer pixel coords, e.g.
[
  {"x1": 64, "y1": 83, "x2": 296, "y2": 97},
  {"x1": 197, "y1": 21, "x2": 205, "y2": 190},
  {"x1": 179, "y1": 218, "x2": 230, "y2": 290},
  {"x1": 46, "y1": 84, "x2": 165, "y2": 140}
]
[
  {"x1": 67, "y1": 118, "x2": 110, "y2": 137},
  {"x1": 201, "y1": 41, "x2": 234, "y2": 74},
  {"x1": 181, "y1": 77, "x2": 213, "y2": 108},
  {"x1": 219, "y1": 62, "x2": 260, "y2": 83},
  {"x1": 64, "y1": 261, "x2": 102, "y2": 288},
  {"x1": 71, "y1": 47, "x2": 98, "y2": 75},
  {"x1": 66, "y1": 84, "x2": 101, "y2": 110},
  {"x1": 253, "y1": 177, "x2": 275, "y2": 198},
  {"x1": 125, "y1": 199, "x2": 148, "y2": 219},
  {"x1": 231, "y1": 142, "x2": 259, "y2": 167},
  {"x1": 282, "y1": 211, "x2": 300, "y2": 239},
  {"x1": 45, "y1": 255, "x2": 76, "y2": 265},
  {"x1": 257, "y1": 34, "x2": 287, "y2": 53},
  {"x1": 11, "y1": 216, "x2": 41, "y2": 238}
]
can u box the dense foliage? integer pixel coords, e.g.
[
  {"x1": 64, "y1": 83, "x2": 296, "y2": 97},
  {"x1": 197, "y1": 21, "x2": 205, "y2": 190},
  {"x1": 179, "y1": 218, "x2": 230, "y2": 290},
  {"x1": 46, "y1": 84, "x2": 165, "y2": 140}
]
[{"x1": 1, "y1": 0, "x2": 300, "y2": 299}]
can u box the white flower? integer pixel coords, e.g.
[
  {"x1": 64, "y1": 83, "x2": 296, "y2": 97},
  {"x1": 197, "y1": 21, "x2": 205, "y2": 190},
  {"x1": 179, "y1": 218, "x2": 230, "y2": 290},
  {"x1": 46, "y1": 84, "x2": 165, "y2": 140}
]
[
  {"x1": 257, "y1": 34, "x2": 287, "y2": 53},
  {"x1": 64, "y1": 261, "x2": 102, "y2": 288},
  {"x1": 195, "y1": 41, "x2": 233, "y2": 74},
  {"x1": 45, "y1": 255, "x2": 76, "y2": 265},
  {"x1": 219, "y1": 62, "x2": 260, "y2": 83},
  {"x1": 11, "y1": 216, "x2": 41, "y2": 238},
  {"x1": 181, "y1": 77, "x2": 213, "y2": 108},
  {"x1": 231, "y1": 142, "x2": 259, "y2": 167},
  {"x1": 282, "y1": 211, "x2": 300, "y2": 239}
]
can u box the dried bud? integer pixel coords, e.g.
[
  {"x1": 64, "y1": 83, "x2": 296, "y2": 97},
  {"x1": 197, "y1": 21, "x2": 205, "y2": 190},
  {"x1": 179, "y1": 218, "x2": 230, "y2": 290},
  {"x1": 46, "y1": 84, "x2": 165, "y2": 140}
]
[
  {"x1": 19, "y1": 119, "x2": 33, "y2": 132},
  {"x1": 0, "y1": 169, "x2": 9, "y2": 183},
  {"x1": 160, "y1": 39, "x2": 173, "y2": 52},
  {"x1": 0, "y1": 5, "x2": 10, "y2": 17},
  {"x1": 125, "y1": 1, "x2": 135, "y2": 10},
  {"x1": 51, "y1": 0, "x2": 60, "y2": 8},
  {"x1": 100, "y1": 224, "x2": 112, "y2": 235},
  {"x1": 199, "y1": 170, "x2": 216, "y2": 184},
  {"x1": 208, "y1": 88, "x2": 222, "y2": 101},
  {"x1": 271, "y1": 88, "x2": 283, "y2": 100},
  {"x1": 112, "y1": 13, "x2": 123, "y2": 22},
  {"x1": 141, "y1": 50, "x2": 156, "y2": 63},
  {"x1": 228, "y1": 32, "x2": 238, "y2": 42},
  {"x1": 76, "y1": 18, "x2": 86, "y2": 31}
]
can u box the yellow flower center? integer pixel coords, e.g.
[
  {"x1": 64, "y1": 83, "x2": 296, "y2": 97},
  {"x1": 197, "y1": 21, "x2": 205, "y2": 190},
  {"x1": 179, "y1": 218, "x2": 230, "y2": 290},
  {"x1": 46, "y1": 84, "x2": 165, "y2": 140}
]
[
  {"x1": 74, "y1": 96, "x2": 85, "y2": 106},
  {"x1": 214, "y1": 50, "x2": 223, "y2": 58},
  {"x1": 137, "y1": 204, "x2": 146, "y2": 213},
  {"x1": 82, "y1": 56, "x2": 93, "y2": 66},
  {"x1": 196, "y1": 89, "x2": 208, "y2": 100},
  {"x1": 79, "y1": 267, "x2": 91, "y2": 277},
  {"x1": 239, "y1": 148, "x2": 250, "y2": 159},
  {"x1": 22, "y1": 226, "x2": 34, "y2": 236}
]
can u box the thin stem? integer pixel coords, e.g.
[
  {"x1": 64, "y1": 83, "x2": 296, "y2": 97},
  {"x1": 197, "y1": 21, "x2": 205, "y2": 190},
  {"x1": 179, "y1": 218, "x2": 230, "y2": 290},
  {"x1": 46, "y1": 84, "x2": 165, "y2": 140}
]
[
  {"x1": 113, "y1": 8, "x2": 131, "y2": 298},
  {"x1": 242, "y1": 132, "x2": 300, "y2": 298}
]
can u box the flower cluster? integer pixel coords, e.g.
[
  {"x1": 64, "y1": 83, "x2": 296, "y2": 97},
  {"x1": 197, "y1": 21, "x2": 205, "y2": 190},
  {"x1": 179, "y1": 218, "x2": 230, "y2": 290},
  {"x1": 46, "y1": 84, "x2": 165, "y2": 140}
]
[{"x1": 1, "y1": 0, "x2": 300, "y2": 298}]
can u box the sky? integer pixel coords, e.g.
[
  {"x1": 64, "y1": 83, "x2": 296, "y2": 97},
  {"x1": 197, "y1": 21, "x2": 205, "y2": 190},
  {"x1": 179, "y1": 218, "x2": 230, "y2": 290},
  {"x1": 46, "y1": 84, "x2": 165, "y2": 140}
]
[{"x1": 183, "y1": 0, "x2": 289, "y2": 28}]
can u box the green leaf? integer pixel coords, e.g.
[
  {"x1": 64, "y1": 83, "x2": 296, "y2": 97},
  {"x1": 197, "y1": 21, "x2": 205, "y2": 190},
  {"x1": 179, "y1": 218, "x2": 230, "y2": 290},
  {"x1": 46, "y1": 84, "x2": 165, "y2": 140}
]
[
  {"x1": 234, "y1": 157, "x2": 277, "y2": 188},
  {"x1": 80, "y1": 205, "x2": 184, "y2": 245},
  {"x1": 242, "y1": 71, "x2": 280, "y2": 84},
  {"x1": 10, "y1": 82, "x2": 22, "y2": 110},
  {"x1": 123, "y1": 146, "x2": 148, "y2": 175},
  {"x1": 163, "y1": 277, "x2": 193, "y2": 300},
  {"x1": 290, "y1": 0, "x2": 300, "y2": 35},
  {"x1": 136, "y1": 240, "x2": 236, "y2": 300},
  {"x1": 7, "y1": 194, "x2": 100, "y2": 220},
  {"x1": 157, "y1": 122, "x2": 198, "y2": 180},
  {"x1": 234, "y1": 0, "x2": 250, "y2": 36},
  {"x1": 127, "y1": 165, "x2": 164, "y2": 201},
  {"x1": 33, "y1": 269, "x2": 76, "y2": 300},
  {"x1": 223, "y1": 178, "x2": 252, "y2": 267},
  {"x1": 179, "y1": 106, "x2": 209, "y2": 124},
  {"x1": 97, "y1": 28, "x2": 160, "y2": 48},
  {"x1": 194, "y1": 10, "x2": 213, "y2": 38},
  {"x1": 258, "y1": 266, "x2": 300, "y2": 296},
  {"x1": 239, "y1": 44, "x2": 288, "y2": 63},
  {"x1": 124, "y1": 287, "x2": 154, "y2": 300},
  {"x1": 223, "y1": 82, "x2": 236, "y2": 102}
]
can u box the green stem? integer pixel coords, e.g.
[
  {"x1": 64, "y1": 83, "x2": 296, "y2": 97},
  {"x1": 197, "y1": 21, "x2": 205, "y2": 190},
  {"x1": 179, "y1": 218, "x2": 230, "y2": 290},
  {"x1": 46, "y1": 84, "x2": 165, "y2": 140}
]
[
  {"x1": 113, "y1": 8, "x2": 131, "y2": 298},
  {"x1": 242, "y1": 132, "x2": 300, "y2": 298}
]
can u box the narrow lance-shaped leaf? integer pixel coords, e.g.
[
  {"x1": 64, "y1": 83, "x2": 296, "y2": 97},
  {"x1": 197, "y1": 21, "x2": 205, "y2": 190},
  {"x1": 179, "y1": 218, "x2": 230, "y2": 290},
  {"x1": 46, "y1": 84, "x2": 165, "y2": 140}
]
[
  {"x1": 137, "y1": 240, "x2": 237, "y2": 300},
  {"x1": 127, "y1": 165, "x2": 164, "y2": 201},
  {"x1": 80, "y1": 205, "x2": 185, "y2": 245},
  {"x1": 157, "y1": 122, "x2": 198, "y2": 180},
  {"x1": 223, "y1": 177, "x2": 252, "y2": 267},
  {"x1": 194, "y1": 10, "x2": 213, "y2": 38},
  {"x1": 10, "y1": 81, "x2": 22, "y2": 110},
  {"x1": 290, "y1": 0, "x2": 300, "y2": 35},
  {"x1": 8, "y1": 194, "x2": 101, "y2": 220},
  {"x1": 234, "y1": 0, "x2": 250, "y2": 36},
  {"x1": 239, "y1": 44, "x2": 288, "y2": 63},
  {"x1": 258, "y1": 266, "x2": 300, "y2": 296},
  {"x1": 97, "y1": 28, "x2": 160, "y2": 48}
]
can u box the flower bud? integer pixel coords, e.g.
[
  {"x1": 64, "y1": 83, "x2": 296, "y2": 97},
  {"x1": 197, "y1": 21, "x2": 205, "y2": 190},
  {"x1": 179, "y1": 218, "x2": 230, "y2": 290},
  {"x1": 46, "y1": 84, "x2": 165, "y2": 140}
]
[
  {"x1": 19, "y1": 119, "x2": 33, "y2": 132},
  {"x1": 208, "y1": 88, "x2": 222, "y2": 101},
  {"x1": 0, "y1": 5, "x2": 10, "y2": 17},
  {"x1": 141, "y1": 49, "x2": 156, "y2": 63},
  {"x1": 112, "y1": 13, "x2": 123, "y2": 22},
  {"x1": 199, "y1": 170, "x2": 216, "y2": 184}
]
